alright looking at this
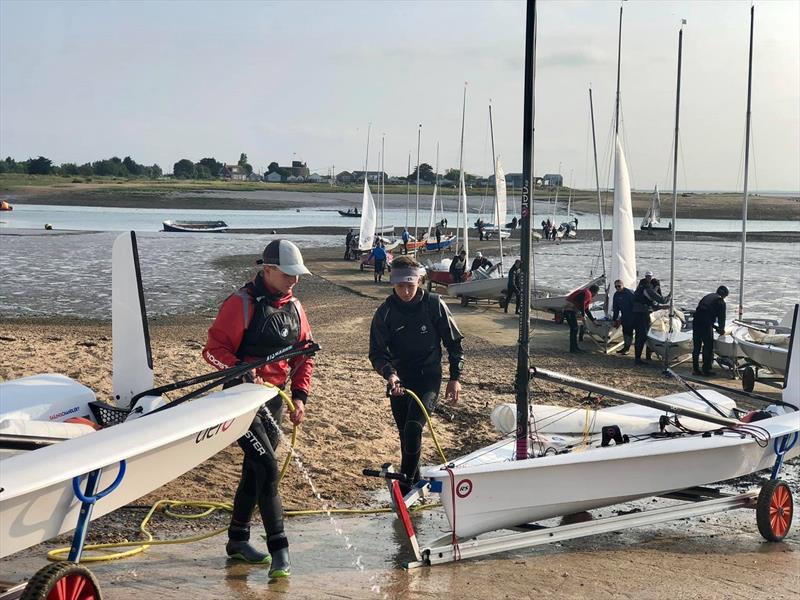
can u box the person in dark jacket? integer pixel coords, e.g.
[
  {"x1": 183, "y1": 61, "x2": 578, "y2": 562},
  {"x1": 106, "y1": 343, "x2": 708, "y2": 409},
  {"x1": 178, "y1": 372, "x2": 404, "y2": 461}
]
[
  {"x1": 202, "y1": 240, "x2": 314, "y2": 578},
  {"x1": 692, "y1": 286, "x2": 729, "y2": 375},
  {"x1": 632, "y1": 271, "x2": 667, "y2": 365},
  {"x1": 369, "y1": 255, "x2": 464, "y2": 495},
  {"x1": 470, "y1": 252, "x2": 492, "y2": 273},
  {"x1": 564, "y1": 284, "x2": 599, "y2": 353},
  {"x1": 449, "y1": 249, "x2": 468, "y2": 283},
  {"x1": 611, "y1": 279, "x2": 635, "y2": 354},
  {"x1": 401, "y1": 228, "x2": 410, "y2": 254},
  {"x1": 434, "y1": 224, "x2": 442, "y2": 251},
  {"x1": 344, "y1": 229, "x2": 354, "y2": 260},
  {"x1": 504, "y1": 258, "x2": 522, "y2": 314}
]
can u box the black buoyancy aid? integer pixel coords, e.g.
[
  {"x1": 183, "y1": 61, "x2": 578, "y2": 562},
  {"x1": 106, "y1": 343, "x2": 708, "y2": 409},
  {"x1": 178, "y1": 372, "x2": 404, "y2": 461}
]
[
  {"x1": 383, "y1": 292, "x2": 442, "y2": 375},
  {"x1": 236, "y1": 279, "x2": 301, "y2": 360}
]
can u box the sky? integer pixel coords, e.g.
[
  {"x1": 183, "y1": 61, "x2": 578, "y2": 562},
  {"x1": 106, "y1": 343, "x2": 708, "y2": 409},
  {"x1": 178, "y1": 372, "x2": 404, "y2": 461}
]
[{"x1": 1, "y1": 0, "x2": 798, "y2": 192}]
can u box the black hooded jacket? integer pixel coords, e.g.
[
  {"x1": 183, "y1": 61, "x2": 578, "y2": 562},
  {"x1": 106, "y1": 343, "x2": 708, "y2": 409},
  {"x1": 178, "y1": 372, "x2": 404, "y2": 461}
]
[{"x1": 369, "y1": 290, "x2": 464, "y2": 382}]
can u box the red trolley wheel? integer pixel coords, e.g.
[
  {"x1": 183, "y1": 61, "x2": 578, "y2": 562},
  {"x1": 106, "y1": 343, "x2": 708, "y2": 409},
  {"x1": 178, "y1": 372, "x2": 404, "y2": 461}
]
[
  {"x1": 21, "y1": 562, "x2": 102, "y2": 600},
  {"x1": 756, "y1": 479, "x2": 793, "y2": 542}
]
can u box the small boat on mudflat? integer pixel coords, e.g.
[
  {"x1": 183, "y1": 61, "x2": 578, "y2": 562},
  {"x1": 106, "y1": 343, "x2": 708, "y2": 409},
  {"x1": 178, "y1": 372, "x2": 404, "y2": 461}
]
[
  {"x1": 162, "y1": 220, "x2": 228, "y2": 233},
  {"x1": 338, "y1": 209, "x2": 361, "y2": 218}
]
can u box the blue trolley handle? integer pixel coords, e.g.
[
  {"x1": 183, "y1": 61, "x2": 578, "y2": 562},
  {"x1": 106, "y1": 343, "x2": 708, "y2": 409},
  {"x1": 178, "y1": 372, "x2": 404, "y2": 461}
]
[
  {"x1": 770, "y1": 433, "x2": 798, "y2": 480},
  {"x1": 72, "y1": 460, "x2": 127, "y2": 504}
]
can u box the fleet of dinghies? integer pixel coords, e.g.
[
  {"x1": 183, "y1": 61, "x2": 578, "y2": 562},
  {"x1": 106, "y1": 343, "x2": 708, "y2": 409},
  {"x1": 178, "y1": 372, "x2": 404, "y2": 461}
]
[{"x1": 372, "y1": 1, "x2": 800, "y2": 569}]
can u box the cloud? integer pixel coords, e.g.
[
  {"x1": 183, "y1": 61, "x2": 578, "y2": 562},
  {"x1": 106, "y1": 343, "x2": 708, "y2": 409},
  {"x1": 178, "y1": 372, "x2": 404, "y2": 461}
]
[{"x1": 539, "y1": 48, "x2": 610, "y2": 69}]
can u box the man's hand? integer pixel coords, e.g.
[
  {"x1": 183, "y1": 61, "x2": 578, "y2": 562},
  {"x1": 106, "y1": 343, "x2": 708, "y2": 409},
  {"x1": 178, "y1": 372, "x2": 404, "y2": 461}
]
[
  {"x1": 289, "y1": 399, "x2": 306, "y2": 426},
  {"x1": 444, "y1": 380, "x2": 461, "y2": 404},
  {"x1": 387, "y1": 374, "x2": 404, "y2": 397}
]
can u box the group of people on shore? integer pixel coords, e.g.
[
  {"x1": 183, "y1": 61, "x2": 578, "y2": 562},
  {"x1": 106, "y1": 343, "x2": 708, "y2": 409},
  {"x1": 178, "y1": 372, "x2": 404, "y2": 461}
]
[
  {"x1": 540, "y1": 217, "x2": 578, "y2": 241},
  {"x1": 564, "y1": 270, "x2": 729, "y2": 376},
  {"x1": 201, "y1": 240, "x2": 464, "y2": 578}
]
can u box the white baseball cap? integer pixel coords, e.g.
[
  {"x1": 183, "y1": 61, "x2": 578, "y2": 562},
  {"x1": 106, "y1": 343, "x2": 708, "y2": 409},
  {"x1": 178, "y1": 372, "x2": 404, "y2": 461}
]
[
  {"x1": 260, "y1": 240, "x2": 311, "y2": 276},
  {"x1": 644, "y1": 270, "x2": 654, "y2": 277},
  {"x1": 475, "y1": 251, "x2": 482, "y2": 258}
]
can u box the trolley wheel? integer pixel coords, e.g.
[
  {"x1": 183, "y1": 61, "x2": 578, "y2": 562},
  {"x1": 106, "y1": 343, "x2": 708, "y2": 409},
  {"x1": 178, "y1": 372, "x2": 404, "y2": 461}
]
[
  {"x1": 460, "y1": 295, "x2": 469, "y2": 307},
  {"x1": 756, "y1": 479, "x2": 793, "y2": 542},
  {"x1": 742, "y1": 366, "x2": 756, "y2": 392},
  {"x1": 21, "y1": 562, "x2": 102, "y2": 600}
]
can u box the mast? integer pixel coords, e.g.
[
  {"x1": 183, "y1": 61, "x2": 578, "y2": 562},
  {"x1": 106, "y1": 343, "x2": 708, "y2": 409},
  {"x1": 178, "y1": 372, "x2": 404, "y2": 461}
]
[
  {"x1": 380, "y1": 134, "x2": 385, "y2": 234},
  {"x1": 405, "y1": 153, "x2": 411, "y2": 230},
  {"x1": 589, "y1": 87, "x2": 607, "y2": 280},
  {"x1": 415, "y1": 124, "x2": 422, "y2": 241},
  {"x1": 665, "y1": 22, "x2": 685, "y2": 368},
  {"x1": 458, "y1": 82, "x2": 468, "y2": 255},
  {"x1": 489, "y1": 101, "x2": 504, "y2": 275},
  {"x1": 738, "y1": 5, "x2": 754, "y2": 319},
  {"x1": 516, "y1": 0, "x2": 536, "y2": 461},
  {"x1": 614, "y1": 4, "x2": 623, "y2": 135}
]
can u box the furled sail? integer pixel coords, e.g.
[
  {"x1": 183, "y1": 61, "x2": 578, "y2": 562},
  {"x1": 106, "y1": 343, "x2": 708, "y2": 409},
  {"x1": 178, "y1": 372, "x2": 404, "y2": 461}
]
[
  {"x1": 608, "y1": 136, "x2": 637, "y2": 315},
  {"x1": 493, "y1": 157, "x2": 507, "y2": 228},
  {"x1": 460, "y1": 174, "x2": 469, "y2": 258},
  {"x1": 358, "y1": 179, "x2": 378, "y2": 251},
  {"x1": 427, "y1": 183, "x2": 438, "y2": 239}
]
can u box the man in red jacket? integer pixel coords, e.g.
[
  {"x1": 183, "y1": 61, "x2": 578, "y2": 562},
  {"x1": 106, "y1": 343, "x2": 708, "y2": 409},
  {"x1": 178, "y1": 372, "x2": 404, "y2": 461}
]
[
  {"x1": 203, "y1": 239, "x2": 314, "y2": 579},
  {"x1": 563, "y1": 284, "x2": 599, "y2": 353}
]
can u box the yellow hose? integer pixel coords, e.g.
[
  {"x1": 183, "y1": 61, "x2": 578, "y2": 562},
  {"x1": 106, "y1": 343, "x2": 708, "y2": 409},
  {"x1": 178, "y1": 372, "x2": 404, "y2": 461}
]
[{"x1": 48, "y1": 383, "x2": 446, "y2": 562}]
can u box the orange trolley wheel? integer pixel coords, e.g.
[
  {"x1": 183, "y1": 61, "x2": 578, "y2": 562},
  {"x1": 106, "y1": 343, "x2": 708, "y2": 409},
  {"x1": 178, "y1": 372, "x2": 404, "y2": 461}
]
[
  {"x1": 756, "y1": 479, "x2": 793, "y2": 542},
  {"x1": 21, "y1": 562, "x2": 102, "y2": 600}
]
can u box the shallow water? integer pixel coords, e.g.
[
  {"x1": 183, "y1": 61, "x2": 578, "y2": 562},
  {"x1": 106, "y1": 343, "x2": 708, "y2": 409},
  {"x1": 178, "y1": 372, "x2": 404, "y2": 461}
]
[
  {"x1": 1, "y1": 229, "x2": 797, "y2": 320},
  {"x1": 1, "y1": 202, "x2": 798, "y2": 233}
]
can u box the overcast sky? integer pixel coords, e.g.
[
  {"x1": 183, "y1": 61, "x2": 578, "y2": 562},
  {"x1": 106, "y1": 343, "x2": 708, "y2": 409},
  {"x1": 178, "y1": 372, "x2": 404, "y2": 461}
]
[{"x1": 1, "y1": 0, "x2": 798, "y2": 191}]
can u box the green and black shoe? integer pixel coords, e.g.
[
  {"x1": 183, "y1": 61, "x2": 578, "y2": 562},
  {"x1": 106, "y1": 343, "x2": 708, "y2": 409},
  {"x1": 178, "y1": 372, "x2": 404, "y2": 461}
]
[
  {"x1": 268, "y1": 547, "x2": 291, "y2": 579},
  {"x1": 226, "y1": 540, "x2": 272, "y2": 565}
]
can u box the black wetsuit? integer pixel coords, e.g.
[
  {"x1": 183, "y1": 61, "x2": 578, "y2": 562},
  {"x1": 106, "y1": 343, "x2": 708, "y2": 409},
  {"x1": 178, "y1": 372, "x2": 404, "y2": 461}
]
[
  {"x1": 692, "y1": 292, "x2": 726, "y2": 373},
  {"x1": 369, "y1": 291, "x2": 464, "y2": 492},
  {"x1": 632, "y1": 280, "x2": 666, "y2": 362}
]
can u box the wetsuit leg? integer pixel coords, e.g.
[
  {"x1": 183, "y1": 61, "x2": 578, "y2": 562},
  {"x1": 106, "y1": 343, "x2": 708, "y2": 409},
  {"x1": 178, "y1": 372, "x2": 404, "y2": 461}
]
[
  {"x1": 390, "y1": 374, "x2": 442, "y2": 493},
  {"x1": 692, "y1": 324, "x2": 703, "y2": 372},
  {"x1": 634, "y1": 313, "x2": 649, "y2": 361},
  {"x1": 564, "y1": 310, "x2": 579, "y2": 351},
  {"x1": 700, "y1": 324, "x2": 714, "y2": 373},
  {"x1": 230, "y1": 396, "x2": 287, "y2": 553}
]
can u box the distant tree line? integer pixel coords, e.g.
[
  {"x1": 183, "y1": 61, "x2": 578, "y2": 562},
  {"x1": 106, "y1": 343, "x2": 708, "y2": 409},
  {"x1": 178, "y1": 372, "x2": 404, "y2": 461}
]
[
  {"x1": 173, "y1": 153, "x2": 252, "y2": 179},
  {"x1": 0, "y1": 155, "x2": 162, "y2": 178}
]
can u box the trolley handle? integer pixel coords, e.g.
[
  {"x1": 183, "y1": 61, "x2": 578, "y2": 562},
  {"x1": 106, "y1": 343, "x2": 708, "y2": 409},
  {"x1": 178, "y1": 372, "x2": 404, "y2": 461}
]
[{"x1": 72, "y1": 460, "x2": 127, "y2": 504}]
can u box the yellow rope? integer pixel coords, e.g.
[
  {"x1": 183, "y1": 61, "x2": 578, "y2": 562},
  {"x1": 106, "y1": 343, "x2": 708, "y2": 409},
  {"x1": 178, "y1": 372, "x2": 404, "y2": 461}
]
[{"x1": 48, "y1": 383, "x2": 447, "y2": 563}]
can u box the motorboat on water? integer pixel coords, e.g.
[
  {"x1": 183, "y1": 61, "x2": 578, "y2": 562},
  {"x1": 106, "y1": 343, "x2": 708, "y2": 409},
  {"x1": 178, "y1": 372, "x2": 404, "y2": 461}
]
[
  {"x1": 162, "y1": 220, "x2": 228, "y2": 233},
  {"x1": 0, "y1": 232, "x2": 318, "y2": 595},
  {"x1": 339, "y1": 209, "x2": 361, "y2": 218},
  {"x1": 0, "y1": 200, "x2": 12, "y2": 211}
]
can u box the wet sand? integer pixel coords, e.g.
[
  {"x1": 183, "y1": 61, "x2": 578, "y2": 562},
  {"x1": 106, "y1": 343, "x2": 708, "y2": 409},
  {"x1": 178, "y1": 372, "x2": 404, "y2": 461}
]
[{"x1": 1, "y1": 245, "x2": 797, "y2": 598}]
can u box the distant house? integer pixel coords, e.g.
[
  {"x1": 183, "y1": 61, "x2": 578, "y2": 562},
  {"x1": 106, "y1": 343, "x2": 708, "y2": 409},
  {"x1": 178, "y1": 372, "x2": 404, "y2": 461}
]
[
  {"x1": 488, "y1": 172, "x2": 525, "y2": 188},
  {"x1": 247, "y1": 172, "x2": 261, "y2": 182},
  {"x1": 286, "y1": 175, "x2": 305, "y2": 183},
  {"x1": 542, "y1": 173, "x2": 563, "y2": 187},
  {"x1": 351, "y1": 170, "x2": 387, "y2": 184},
  {"x1": 265, "y1": 171, "x2": 283, "y2": 183},
  {"x1": 308, "y1": 172, "x2": 323, "y2": 183},
  {"x1": 220, "y1": 164, "x2": 247, "y2": 181},
  {"x1": 336, "y1": 171, "x2": 354, "y2": 184}
]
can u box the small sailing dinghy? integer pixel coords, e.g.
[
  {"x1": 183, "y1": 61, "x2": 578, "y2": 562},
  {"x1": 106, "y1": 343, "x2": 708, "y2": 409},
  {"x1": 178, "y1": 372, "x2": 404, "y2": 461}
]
[
  {"x1": 162, "y1": 220, "x2": 228, "y2": 232},
  {"x1": 640, "y1": 185, "x2": 672, "y2": 231},
  {"x1": 0, "y1": 231, "x2": 318, "y2": 596},
  {"x1": 368, "y1": 4, "x2": 799, "y2": 568}
]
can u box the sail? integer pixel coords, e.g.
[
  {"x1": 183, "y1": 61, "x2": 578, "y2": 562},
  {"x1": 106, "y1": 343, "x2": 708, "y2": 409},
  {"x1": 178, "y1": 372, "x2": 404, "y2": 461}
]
[
  {"x1": 493, "y1": 157, "x2": 508, "y2": 228},
  {"x1": 651, "y1": 185, "x2": 661, "y2": 223},
  {"x1": 460, "y1": 174, "x2": 469, "y2": 258},
  {"x1": 358, "y1": 179, "x2": 377, "y2": 251},
  {"x1": 427, "y1": 183, "x2": 438, "y2": 239},
  {"x1": 608, "y1": 136, "x2": 637, "y2": 315}
]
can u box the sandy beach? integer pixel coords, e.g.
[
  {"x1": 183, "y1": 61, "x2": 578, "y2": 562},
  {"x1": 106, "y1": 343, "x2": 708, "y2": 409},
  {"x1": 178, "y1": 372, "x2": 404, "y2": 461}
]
[{"x1": 1, "y1": 238, "x2": 798, "y2": 598}]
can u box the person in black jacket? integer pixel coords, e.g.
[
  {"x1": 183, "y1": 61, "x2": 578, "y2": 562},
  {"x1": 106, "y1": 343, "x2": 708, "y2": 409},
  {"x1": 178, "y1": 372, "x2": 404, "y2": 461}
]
[
  {"x1": 505, "y1": 258, "x2": 523, "y2": 314},
  {"x1": 449, "y1": 249, "x2": 468, "y2": 283},
  {"x1": 632, "y1": 271, "x2": 667, "y2": 365},
  {"x1": 369, "y1": 255, "x2": 464, "y2": 495},
  {"x1": 611, "y1": 279, "x2": 635, "y2": 354},
  {"x1": 692, "y1": 286, "x2": 729, "y2": 376}
]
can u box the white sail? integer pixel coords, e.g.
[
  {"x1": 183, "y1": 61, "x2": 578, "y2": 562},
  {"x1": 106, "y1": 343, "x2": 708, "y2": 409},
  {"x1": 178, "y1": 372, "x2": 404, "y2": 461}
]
[
  {"x1": 608, "y1": 136, "x2": 637, "y2": 315},
  {"x1": 493, "y1": 157, "x2": 507, "y2": 228},
  {"x1": 358, "y1": 179, "x2": 377, "y2": 251},
  {"x1": 641, "y1": 185, "x2": 662, "y2": 228},
  {"x1": 427, "y1": 183, "x2": 438, "y2": 239},
  {"x1": 460, "y1": 174, "x2": 469, "y2": 258}
]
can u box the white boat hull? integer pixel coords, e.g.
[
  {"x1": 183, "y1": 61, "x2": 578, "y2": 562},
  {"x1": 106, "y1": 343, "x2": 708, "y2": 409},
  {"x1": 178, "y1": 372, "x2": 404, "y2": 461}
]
[
  {"x1": 424, "y1": 411, "x2": 800, "y2": 539},
  {"x1": 646, "y1": 329, "x2": 693, "y2": 360},
  {"x1": 0, "y1": 384, "x2": 270, "y2": 558},
  {"x1": 733, "y1": 329, "x2": 789, "y2": 374},
  {"x1": 448, "y1": 277, "x2": 506, "y2": 300}
]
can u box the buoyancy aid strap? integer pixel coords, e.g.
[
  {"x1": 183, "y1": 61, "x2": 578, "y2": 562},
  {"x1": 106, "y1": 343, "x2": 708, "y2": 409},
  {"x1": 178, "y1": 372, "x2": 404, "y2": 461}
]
[{"x1": 235, "y1": 290, "x2": 252, "y2": 329}]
